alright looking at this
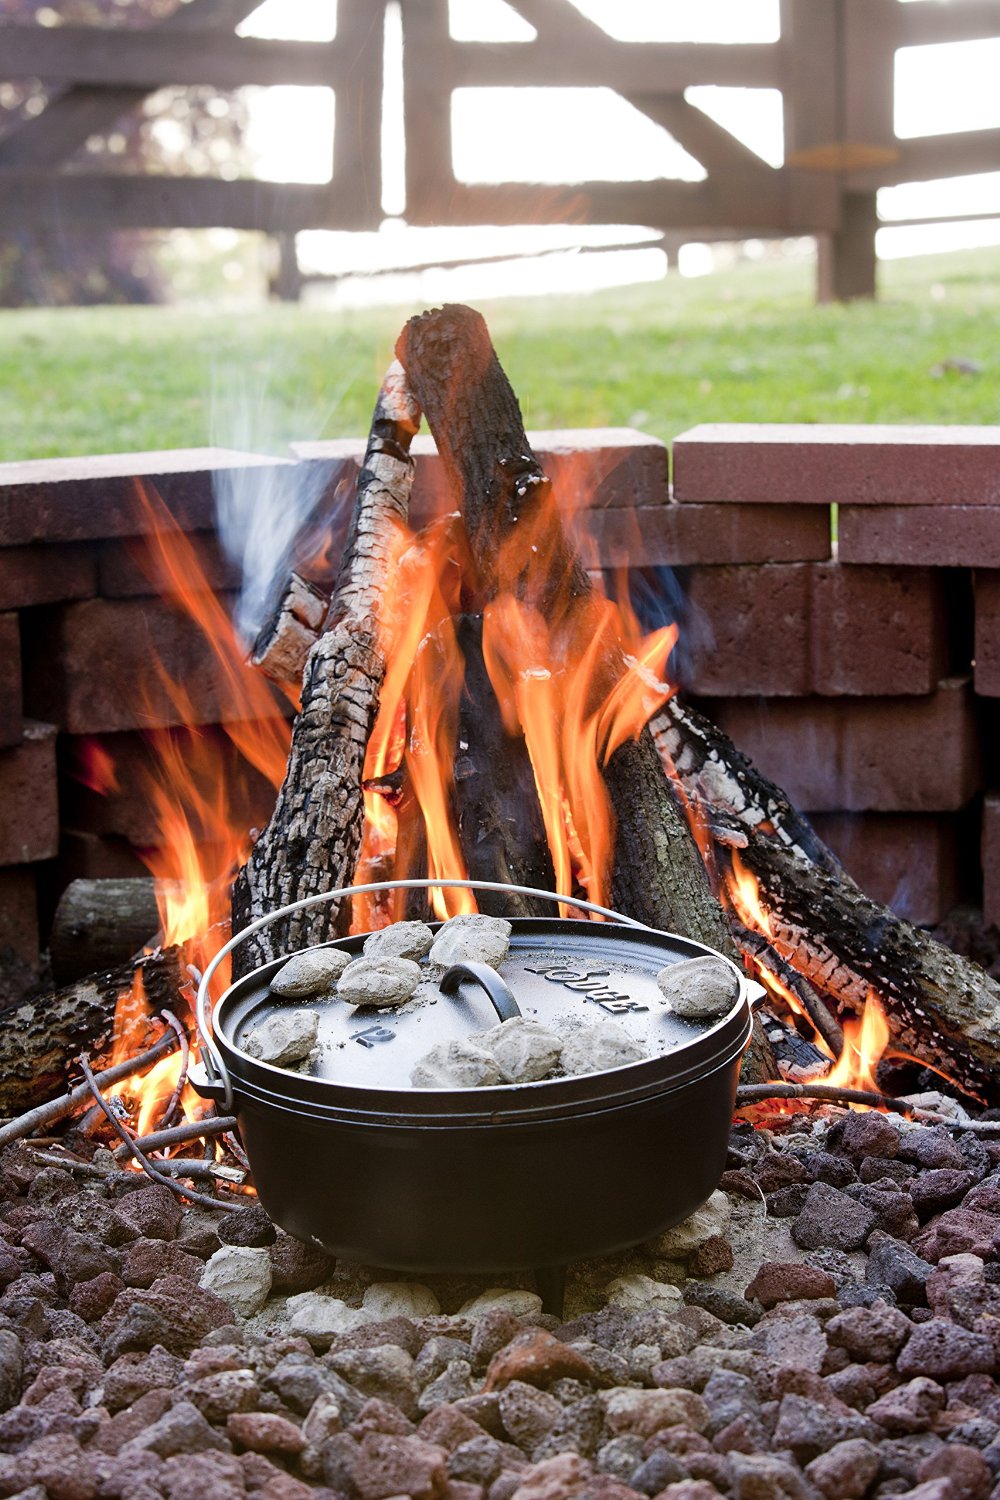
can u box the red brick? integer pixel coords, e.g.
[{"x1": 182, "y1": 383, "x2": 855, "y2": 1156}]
[
  {"x1": 0, "y1": 543, "x2": 96, "y2": 609},
  {"x1": 681, "y1": 563, "x2": 948, "y2": 697},
  {"x1": 839, "y1": 505, "x2": 1000, "y2": 567},
  {"x1": 0, "y1": 721, "x2": 58, "y2": 865},
  {"x1": 0, "y1": 866, "x2": 40, "y2": 966},
  {"x1": 808, "y1": 813, "x2": 960, "y2": 925},
  {"x1": 570, "y1": 502, "x2": 832, "y2": 567},
  {"x1": 22, "y1": 597, "x2": 289, "y2": 735},
  {"x1": 703, "y1": 678, "x2": 981, "y2": 812},
  {"x1": 61, "y1": 727, "x2": 278, "y2": 846},
  {"x1": 983, "y1": 794, "x2": 1000, "y2": 928},
  {"x1": 55, "y1": 830, "x2": 153, "y2": 883},
  {"x1": 974, "y1": 571, "x2": 1000, "y2": 696},
  {"x1": 292, "y1": 427, "x2": 670, "y2": 525},
  {"x1": 0, "y1": 611, "x2": 22, "y2": 748},
  {"x1": 0, "y1": 449, "x2": 295, "y2": 545},
  {"x1": 673, "y1": 424, "x2": 1000, "y2": 505},
  {"x1": 98, "y1": 533, "x2": 241, "y2": 598}
]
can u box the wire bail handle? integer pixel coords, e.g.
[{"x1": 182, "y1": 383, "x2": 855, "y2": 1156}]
[{"x1": 194, "y1": 878, "x2": 760, "y2": 1113}]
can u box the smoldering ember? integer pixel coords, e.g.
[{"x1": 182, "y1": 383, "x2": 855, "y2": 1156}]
[{"x1": 1, "y1": 304, "x2": 1000, "y2": 1500}]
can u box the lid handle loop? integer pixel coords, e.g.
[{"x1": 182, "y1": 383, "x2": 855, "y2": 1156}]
[{"x1": 439, "y1": 962, "x2": 523, "y2": 1022}]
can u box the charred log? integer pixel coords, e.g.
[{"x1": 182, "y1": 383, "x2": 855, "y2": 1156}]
[
  {"x1": 249, "y1": 571, "x2": 328, "y2": 687},
  {"x1": 0, "y1": 947, "x2": 186, "y2": 1117},
  {"x1": 454, "y1": 615, "x2": 556, "y2": 917},
  {"x1": 653, "y1": 698, "x2": 1000, "y2": 1101},
  {"x1": 230, "y1": 362, "x2": 421, "y2": 975},
  {"x1": 395, "y1": 306, "x2": 735, "y2": 955}
]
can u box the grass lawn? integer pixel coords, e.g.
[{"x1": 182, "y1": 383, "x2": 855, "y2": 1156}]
[{"x1": 0, "y1": 246, "x2": 998, "y2": 463}]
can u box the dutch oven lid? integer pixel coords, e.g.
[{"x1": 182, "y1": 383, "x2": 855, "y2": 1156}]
[{"x1": 220, "y1": 918, "x2": 749, "y2": 1094}]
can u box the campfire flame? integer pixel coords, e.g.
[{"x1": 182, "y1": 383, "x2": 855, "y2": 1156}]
[
  {"x1": 825, "y1": 990, "x2": 891, "y2": 1096},
  {"x1": 87, "y1": 483, "x2": 293, "y2": 1142}
]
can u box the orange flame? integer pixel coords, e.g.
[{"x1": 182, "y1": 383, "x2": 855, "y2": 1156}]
[{"x1": 824, "y1": 989, "x2": 891, "y2": 1096}]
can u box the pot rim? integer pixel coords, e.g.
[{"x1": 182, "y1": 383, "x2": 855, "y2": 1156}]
[{"x1": 203, "y1": 916, "x2": 756, "y2": 1121}]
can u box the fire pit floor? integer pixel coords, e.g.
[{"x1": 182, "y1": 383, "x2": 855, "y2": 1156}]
[{"x1": 1, "y1": 1104, "x2": 999, "y2": 1500}]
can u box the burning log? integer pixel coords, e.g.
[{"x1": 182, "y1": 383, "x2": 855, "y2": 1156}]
[
  {"x1": 395, "y1": 306, "x2": 736, "y2": 955},
  {"x1": 0, "y1": 946, "x2": 187, "y2": 1117},
  {"x1": 653, "y1": 697, "x2": 1000, "y2": 1100},
  {"x1": 231, "y1": 361, "x2": 422, "y2": 974},
  {"x1": 249, "y1": 570, "x2": 329, "y2": 687}
]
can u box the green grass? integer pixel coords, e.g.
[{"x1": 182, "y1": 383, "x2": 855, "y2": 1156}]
[{"x1": 1, "y1": 246, "x2": 999, "y2": 463}]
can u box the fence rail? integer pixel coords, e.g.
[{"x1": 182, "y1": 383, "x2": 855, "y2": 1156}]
[{"x1": 1, "y1": 0, "x2": 998, "y2": 299}]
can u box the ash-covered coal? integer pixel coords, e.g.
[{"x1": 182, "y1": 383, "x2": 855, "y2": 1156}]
[{"x1": 1, "y1": 1101, "x2": 999, "y2": 1499}]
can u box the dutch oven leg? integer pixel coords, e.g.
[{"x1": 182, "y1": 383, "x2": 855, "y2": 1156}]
[{"x1": 534, "y1": 1264, "x2": 567, "y2": 1320}]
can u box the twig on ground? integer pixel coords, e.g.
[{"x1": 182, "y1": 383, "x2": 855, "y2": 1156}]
[
  {"x1": 0, "y1": 1033, "x2": 177, "y2": 1150},
  {"x1": 78, "y1": 1054, "x2": 231, "y2": 1212},
  {"x1": 112, "y1": 1115, "x2": 238, "y2": 1160},
  {"x1": 735, "y1": 1081, "x2": 916, "y2": 1118},
  {"x1": 156, "y1": 1010, "x2": 190, "y2": 1130}
]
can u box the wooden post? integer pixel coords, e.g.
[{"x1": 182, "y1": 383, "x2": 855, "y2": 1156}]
[
  {"x1": 816, "y1": 190, "x2": 878, "y2": 302},
  {"x1": 272, "y1": 232, "x2": 303, "y2": 302}
]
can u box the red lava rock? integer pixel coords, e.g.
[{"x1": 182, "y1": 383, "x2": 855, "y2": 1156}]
[
  {"x1": 483, "y1": 1329, "x2": 602, "y2": 1392},
  {"x1": 351, "y1": 1430, "x2": 449, "y2": 1500},
  {"x1": 840, "y1": 1112, "x2": 900, "y2": 1163},
  {"x1": 266, "y1": 1230, "x2": 334, "y2": 1294},
  {"x1": 507, "y1": 1452, "x2": 593, "y2": 1500},
  {"x1": 909, "y1": 1170, "x2": 977, "y2": 1219},
  {"x1": 914, "y1": 1210, "x2": 1000, "y2": 1263},
  {"x1": 744, "y1": 1262, "x2": 837, "y2": 1310},
  {"x1": 826, "y1": 1301, "x2": 912, "y2": 1361},
  {"x1": 652, "y1": 1484, "x2": 721, "y2": 1500},
  {"x1": 119, "y1": 1397, "x2": 231, "y2": 1458},
  {"x1": 687, "y1": 1237, "x2": 735, "y2": 1278},
  {"x1": 351, "y1": 1395, "x2": 418, "y2": 1438},
  {"x1": 917, "y1": 1442, "x2": 993, "y2": 1500},
  {"x1": 791, "y1": 1184, "x2": 878, "y2": 1252},
  {"x1": 866, "y1": 1378, "x2": 946, "y2": 1434},
  {"x1": 227, "y1": 1410, "x2": 306, "y2": 1455},
  {"x1": 897, "y1": 1319, "x2": 996, "y2": 1380},
  {"x1": 187, "y1": 1368, "x2": 260, "y2": 1423},
  {"x1": 752, "y1": 1152, "x2": 809, "y2": 1195},
  {"x1": 112, "y1": 1186, "x2": 183, "y2": 1242},
  {"x1": 159, "y1": 1448, "x2": 247, "y2": 1500},
  {"x1": 102, "y1": 1346, "x2": 184, "y2": 1412},
  {"x1": 897, "y1": 1128, "x2": 966, "y2": 1172},
  {"x1": 11, "y1": 1431, "x2": 98, "y2": 1500},
  {"x1": 68, "y1": 1270, "x2": 124, "y2": 1322},
  {"x1": 121, "y1": 1237, "x2": 203, "y2": 1288},
  {"x1": 89, "y1": 1388, "x2": 177, "y2": 1455},
  {"x1": 101, "y1": 1273, "x2": 234, "y2": 1357},
  {"x1": 805, "y1": 1438, "x2": 881, "y2": 1500},
  {"x1": 20, "y1": 1219, "x2": 117, "y2": 1287}
]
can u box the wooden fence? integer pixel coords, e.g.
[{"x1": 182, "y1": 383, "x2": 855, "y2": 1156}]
[{"x1": 1, "y1": 0, "x2": 999, "y2": 299}]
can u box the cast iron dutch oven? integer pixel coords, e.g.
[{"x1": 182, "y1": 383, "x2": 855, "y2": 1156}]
[{"x1": 195, "y1": 879, "x2": 762, "y2": 1285}]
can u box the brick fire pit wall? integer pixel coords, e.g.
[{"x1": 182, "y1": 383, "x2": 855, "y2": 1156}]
[{"x1": 1, "y1": 424, "x2": 999, "y2": 968}]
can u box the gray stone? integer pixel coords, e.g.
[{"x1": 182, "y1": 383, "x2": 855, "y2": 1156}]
[
  {"x1": 459, "y1": 1289, "x2": 543, "y2": 1321},
  {"x1": 338, "y1": 956, "x2": 422, "y2": 1008},
  {"x1": 362, "y1": 1282, "x2": 440, "y2": 1320},
  {"x1": 656, "y1": 955, "x2": 740, "y2": 1019},
  {"x1": 271, "y1": 948, "x2": 350, "y2": 997},
  {"x1": 198, "y1": 1245, "x2": 273, "y2": 1319},
  {"x1": 428, "y1": 913, "x2": 512, "y2": 969},
  {"x1": 560, "y1": 1021, "x2": 645, "y2": 1076},
  {"x1": 602, "y1": 1275, "x2": 683, "y2": 1313},
  {"x1": 416, "y1": 1358, "x2": 478, "y2": 1412},
  {"x1": 647, "y1": 1191, "x2": 731, "y2": 1257},
  {"x1": 363, "y1": 921, "x2": 435, "y2": 961},
  {"x1": 328, "y1": 1344, "x2": 420, "y2": 1419},
  {"x1": 242, "y1": 1008, "x2": 319, "y2": 1067},
  {"x1": 896, "y1": 1318, "x2": 996, "y2": 1379},
  {"x1": 866, "y1": 1378, "x2": 946, "y2": 1434},
  {"x1": 410, "y1": 1038, "x2": 504, "y2": 1089},
  {"x1": 866, "y1": 1233, "x2": 934, "y2": 1306},
  {"x1": 476, "y1": 1017, "x2": 563, "y2": 1084},
  {"x1": 286, "y1": 1292, "x2": 372, "y2": 1348},
  {"x1": 772, "y1": 1392, "x2": 879, "y2": 1462}
]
